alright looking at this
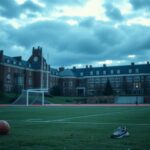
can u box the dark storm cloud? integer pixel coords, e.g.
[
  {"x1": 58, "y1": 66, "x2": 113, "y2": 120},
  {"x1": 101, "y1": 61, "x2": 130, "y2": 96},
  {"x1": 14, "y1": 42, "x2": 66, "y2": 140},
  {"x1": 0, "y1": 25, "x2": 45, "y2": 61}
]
[
  {"x1": 104, "y1": 3, "x2": 123, "y2": 21},
  {"x1": 0, "y1": 0, "x2": 20, "y2": 18},
  {"x1": 0, "y1": 0, "x2": 85, "y2": 19},
  {"x1": 1, "y1": 17, "x2": 149, "y2": 67},
  {"x1": 130, "y1": 0, "x2": 150, "y2": 10},
  {"x1": 21, "y1": 1, "x2": 42, "y2": 12},
  {"x1": 0, "y1": 0, "x2": 42, "y2": 18}
]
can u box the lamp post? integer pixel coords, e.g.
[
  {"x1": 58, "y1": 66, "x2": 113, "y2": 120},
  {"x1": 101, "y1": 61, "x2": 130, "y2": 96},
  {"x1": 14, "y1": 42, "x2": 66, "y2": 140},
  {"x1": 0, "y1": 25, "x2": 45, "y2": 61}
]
[{"x1": 135, "y1": 84, "x2": 139, "y2": 105}]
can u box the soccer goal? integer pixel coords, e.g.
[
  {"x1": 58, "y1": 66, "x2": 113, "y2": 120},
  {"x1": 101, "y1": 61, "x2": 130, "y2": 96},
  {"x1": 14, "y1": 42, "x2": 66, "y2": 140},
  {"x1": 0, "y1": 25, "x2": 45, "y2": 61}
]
[{"x1": 13, "y1": 88, "x2": 49, "y2": 106}]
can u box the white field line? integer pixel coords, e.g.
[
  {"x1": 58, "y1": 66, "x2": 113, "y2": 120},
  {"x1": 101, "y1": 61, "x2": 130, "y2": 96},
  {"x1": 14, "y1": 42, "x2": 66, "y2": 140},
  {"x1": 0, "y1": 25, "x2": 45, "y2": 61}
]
[
  {"x1": 24, "y1": 108, "x2": 149, "y2": 123},
  {"x1": 52, "y1": 121, "x2": 150, "y2": 126},
  {"x1": 24, "y1": 110, "x2": 126, "y2": 123},
  {"x1": 26, "y1": 119, "x2": 42, "y2": 121}
]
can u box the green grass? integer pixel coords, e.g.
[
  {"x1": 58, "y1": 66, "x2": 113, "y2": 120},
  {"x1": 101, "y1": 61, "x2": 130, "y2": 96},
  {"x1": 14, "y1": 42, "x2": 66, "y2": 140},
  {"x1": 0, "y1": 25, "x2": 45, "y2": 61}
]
[
  {"x1": 0, "y1": 92, "x2": 19, "y2": 104},
  {"x1": 0, "y1": 106, "x2": 150, "y2": 150}
]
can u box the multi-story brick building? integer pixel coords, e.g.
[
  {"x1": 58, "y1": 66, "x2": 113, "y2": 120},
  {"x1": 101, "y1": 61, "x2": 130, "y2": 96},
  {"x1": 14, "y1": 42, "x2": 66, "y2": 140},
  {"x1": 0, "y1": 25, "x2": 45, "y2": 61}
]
[{"x1": 0, "y1": 47, "x2": 150, "y2": 96}]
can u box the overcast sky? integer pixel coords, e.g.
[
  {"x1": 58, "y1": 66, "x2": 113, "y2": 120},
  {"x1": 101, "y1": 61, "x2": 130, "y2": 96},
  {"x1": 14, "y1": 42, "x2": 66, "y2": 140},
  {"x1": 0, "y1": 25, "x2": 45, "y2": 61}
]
[{"x1": 0, "y1": 0, "x2": 150, "y2": 68}]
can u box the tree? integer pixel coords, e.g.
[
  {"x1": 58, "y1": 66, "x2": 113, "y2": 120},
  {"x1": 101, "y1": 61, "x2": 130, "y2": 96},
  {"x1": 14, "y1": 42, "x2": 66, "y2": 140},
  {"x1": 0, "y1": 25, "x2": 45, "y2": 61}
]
[
  {"x1": 103, "y1": 79, "x2": 114, "y2": 96},
  {"x1": 51, "y1": 85, "x2": 61, "y2": 96}
]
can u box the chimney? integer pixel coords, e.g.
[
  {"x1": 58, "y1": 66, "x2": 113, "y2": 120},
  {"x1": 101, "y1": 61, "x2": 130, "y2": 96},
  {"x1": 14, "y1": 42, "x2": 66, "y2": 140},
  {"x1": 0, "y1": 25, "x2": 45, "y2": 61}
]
[
  {"x1": 86, "y1": 65, "x2": 88, "y2": 69},
  {"x1": 103, "y1": 64, "x2": 106, "y2": 67},
  {"x1": 131, "y1": 62, "x2": 135, "y2": 66},
  {"x1": 13, "y1": 56, "x2": 22, "y2": 61},
  {"x1": 73, "y1": 66, "x2": 76, "y2": 70},
  {"x1": 89, "y1": 65, "x2": 92, "y2": 68},
  {"x1": 0, "y1": 50, "x2": 4, "y2": 62},
  {"x1": 147, "y1": 61, "x2": 149, "y2": 65},
  {"x1": 59, "y1": 67, "x2": 65, "y2": 72}
]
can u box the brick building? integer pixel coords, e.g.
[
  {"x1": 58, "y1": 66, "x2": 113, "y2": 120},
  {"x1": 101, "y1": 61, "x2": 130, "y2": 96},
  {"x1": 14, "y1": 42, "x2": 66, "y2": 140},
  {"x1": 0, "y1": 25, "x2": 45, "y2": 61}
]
[{"x1": 0, "y1": 47, "x2": 150, "y2": 96}]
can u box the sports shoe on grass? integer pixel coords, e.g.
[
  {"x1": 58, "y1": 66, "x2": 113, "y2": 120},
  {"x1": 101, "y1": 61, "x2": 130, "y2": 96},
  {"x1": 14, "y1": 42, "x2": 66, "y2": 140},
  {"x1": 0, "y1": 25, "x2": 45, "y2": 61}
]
[{"x1": 111, "y1": 126, "x2": 129, "y2": 138}]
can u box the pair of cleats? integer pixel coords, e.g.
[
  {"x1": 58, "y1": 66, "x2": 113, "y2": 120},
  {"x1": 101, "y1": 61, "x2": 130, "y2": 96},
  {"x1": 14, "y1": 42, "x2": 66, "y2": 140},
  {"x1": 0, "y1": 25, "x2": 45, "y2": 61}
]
[{"x1": 111, "y1": 126, "x2": 129, "y2": 138}]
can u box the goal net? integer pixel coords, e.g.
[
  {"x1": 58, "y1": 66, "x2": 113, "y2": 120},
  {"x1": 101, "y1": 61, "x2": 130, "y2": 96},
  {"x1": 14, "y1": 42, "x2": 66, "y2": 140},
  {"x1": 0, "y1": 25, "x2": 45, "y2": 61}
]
[{"x1": 13, "y1": 89, "x2": 49, "y2": 106}]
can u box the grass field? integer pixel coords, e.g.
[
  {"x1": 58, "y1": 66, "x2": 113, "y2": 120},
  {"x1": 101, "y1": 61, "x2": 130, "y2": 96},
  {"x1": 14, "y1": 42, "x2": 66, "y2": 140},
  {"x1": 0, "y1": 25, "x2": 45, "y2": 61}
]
[{"x1": 0, "y1": 106, "x2": 150, "y2": 150}]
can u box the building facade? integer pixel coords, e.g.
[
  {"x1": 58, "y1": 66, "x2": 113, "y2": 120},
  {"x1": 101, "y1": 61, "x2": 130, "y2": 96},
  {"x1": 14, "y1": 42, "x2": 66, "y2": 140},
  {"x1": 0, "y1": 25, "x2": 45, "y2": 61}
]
[{"x1": 0, "y1": 47, "x2": 150, "y2": 96}]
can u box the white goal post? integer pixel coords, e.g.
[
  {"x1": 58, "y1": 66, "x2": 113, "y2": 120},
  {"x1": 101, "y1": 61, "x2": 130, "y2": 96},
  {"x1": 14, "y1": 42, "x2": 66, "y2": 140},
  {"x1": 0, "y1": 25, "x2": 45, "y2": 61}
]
[{"x1": 26, "y1": 88, "x2": 48, "y2": 106}]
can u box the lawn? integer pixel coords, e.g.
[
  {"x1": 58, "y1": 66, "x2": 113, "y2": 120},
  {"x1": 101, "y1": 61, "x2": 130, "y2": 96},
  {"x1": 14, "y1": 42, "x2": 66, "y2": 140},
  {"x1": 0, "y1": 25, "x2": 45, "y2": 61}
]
[{"x1": 0, "y1": 106, "x2": 150, "y2": 150}]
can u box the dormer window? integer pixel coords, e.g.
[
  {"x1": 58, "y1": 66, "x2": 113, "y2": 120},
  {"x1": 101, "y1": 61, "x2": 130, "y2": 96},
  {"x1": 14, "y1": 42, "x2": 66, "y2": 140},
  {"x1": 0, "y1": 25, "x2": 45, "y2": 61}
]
[
  {"x1": 111, "y1": 70, "x2": 114, "y2": 74},
  {"x1": 90, "y1": 71, "x2": 93, "y2": 76},
  {"x1": 7, "y1": 59, "x2": 10, "y2": 63},
  {"x1": 103, "y1": 70, "x2": 106, "y2": 75},
  {"x1": 19, "y1": 62, "x2": 22, "y2": 66},
  {"x1": 129, "y1": 69, "x2": 132, "y2": 74},
  {"x1": 136, "y1": 68, "x2": 139, "y2": 73},
  {"x1": 96, "y1": 70, "x2": 99, "y2": 75},
  {"x1": 117, "y1": 70, "x2": 120, "y2": 74},
  {"x1": 13, "y1": 61, "x2": 16, "y2": 65},
  {"x1": 80, "y1": 72, "x2": 83, "y2": 76},
  {"x1": 44, "y1": 65, "x2": 46, "y2": 70}
]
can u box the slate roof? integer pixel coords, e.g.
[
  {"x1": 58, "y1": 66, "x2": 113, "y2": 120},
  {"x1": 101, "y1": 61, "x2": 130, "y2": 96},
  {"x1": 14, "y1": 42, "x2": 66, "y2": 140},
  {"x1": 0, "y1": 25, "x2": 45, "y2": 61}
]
[
  {"x1": 70, "y1": 63, "x2": 150, "y2": 77},
  {"x1": 50, "y1": 68, "x2": 59, "y2": 76},
  {"x1": 59, "y1": 69, "x2": 75, "y2": 77},
  {"x1": 3, "y1": 55, "x2": 30, "y2": 68}
]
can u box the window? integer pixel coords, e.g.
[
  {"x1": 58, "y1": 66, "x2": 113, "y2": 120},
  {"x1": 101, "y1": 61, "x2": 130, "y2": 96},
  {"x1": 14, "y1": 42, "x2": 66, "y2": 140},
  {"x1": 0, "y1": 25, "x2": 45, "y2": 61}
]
[
  {"x1": 117, "y1": 70, "x2": 120, "y2": 74},
  {"x1": 87, "y1": 78, "x2": 94, "y2": 83},
  {"x1": 28, "y1": 78, "x2": 32, "y2": 85},
  {"x1": 80, "y1": 72, "x2": 83, "y2": 76},
  {"x1": 7, "y1": 67, "x2": 11, "y2": 72},
  {"x1": 29, "y1": 64, "x2": 31, "y2": 68},
  {"x1": 44, "y1": 65, "x2": 46, "y2": 70},
  {"x1": 90, "y1": 71, "x2": 93, "y2": 76},
  {"x1": 95, "y1": 78, "x2": 100, "y2": 83},
  {"x1": 127, "y1": 76, "x2": 132, "y2": 82},
  {"x1": 29, "y1": 71, "x2": 32, "y2": 76},
  {"x1": 134, "y1": 76, "x2": 140, "y2": 82},
  {"x1": 6, "y1": 74, "x2": 11, "y2": 83},
  {"x1": 101, "y1": 77, "x2": 107, "y2": 83},
  {"x1": 96, "y1": 70, "x2": 99, "y2": 75},
  {"x1": 13, "y1": 61, "x2": 16, "y2": 65},
  {"x1": 18, "y1": 77, "x2": 24, "y2": 85},
  {"x1": 69, "y1": 81, "x2": 73, "y2": 87},
  {"x1": 19, "y1": 62, "x2": 22, "y2": 66},
  {"x1": 63, "y1": 82, "x2": 67, "y2": 86},
  {"x1": 135, "y1": 68, "x2": 139, "y2": 73},
  {"x1": 110, "y1": 70, "x2": 114, "y2": 74},
  {"x1": 7, "y1": 59, "x2": 10, "y2": 63},
  {"x1": 103, "y1": 70, "x2": 106, "y2": 75},
  {"x1": 129, "y1": 69, "x2": 132, "y2": 74}
]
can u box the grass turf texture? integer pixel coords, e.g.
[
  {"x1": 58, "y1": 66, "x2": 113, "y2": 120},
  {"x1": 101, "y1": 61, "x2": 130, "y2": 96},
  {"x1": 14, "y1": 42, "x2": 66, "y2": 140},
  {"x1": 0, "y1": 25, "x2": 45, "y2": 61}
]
[{"x1": 0, "y1": 106, "x2": 150, "y2": 150}]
